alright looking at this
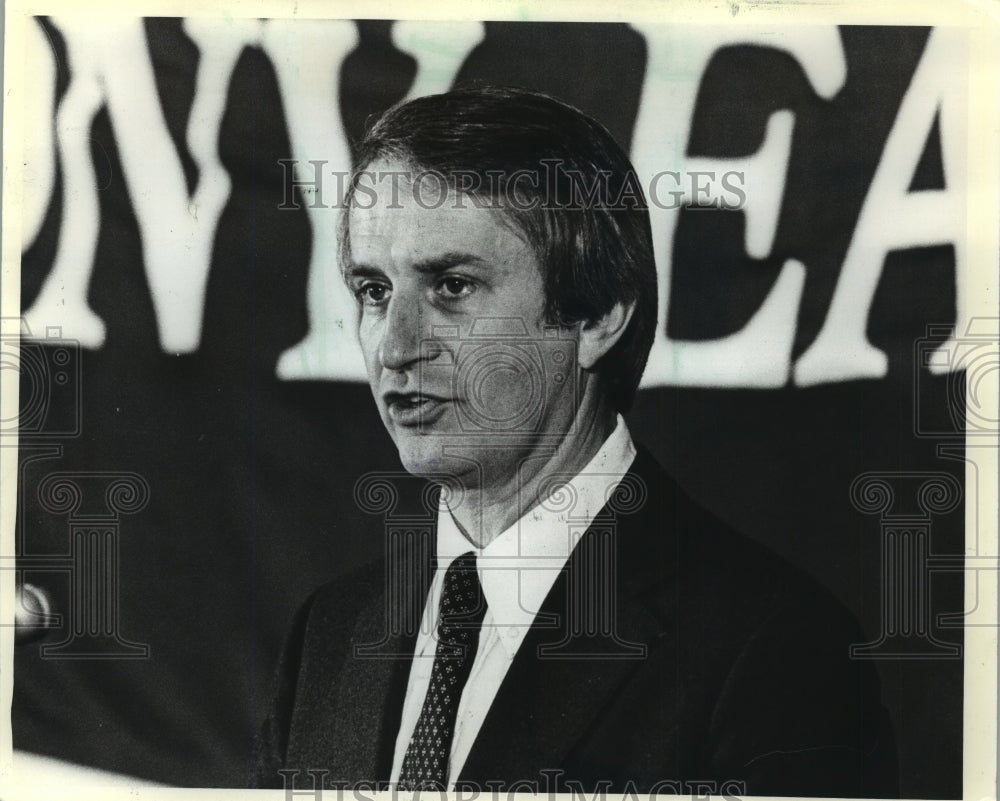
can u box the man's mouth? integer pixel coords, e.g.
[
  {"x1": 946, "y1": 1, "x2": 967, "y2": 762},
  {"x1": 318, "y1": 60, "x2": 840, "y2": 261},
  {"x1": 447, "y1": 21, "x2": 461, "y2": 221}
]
[{"x1": 383, "y1": 391, "x2": 450, "y2": 427}]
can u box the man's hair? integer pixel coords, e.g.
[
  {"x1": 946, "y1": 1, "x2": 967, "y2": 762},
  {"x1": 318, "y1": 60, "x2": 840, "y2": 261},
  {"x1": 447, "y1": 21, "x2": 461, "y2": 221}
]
[{"x1": 339, "y1": 86, "x2": 657, "y2": 412}]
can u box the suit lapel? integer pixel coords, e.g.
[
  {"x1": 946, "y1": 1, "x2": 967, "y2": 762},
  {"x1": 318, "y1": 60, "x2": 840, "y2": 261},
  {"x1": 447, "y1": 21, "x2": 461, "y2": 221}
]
[
  {"x1": 321, "y1": 603, "x2": 417, "y2": 784},
  {"x1": 319, "y1": 526, "x2": 437, "y2": 786}
]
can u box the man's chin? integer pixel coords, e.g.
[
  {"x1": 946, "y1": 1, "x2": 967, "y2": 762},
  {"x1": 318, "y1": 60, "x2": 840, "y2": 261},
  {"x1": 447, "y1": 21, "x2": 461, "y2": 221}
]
[
  {"x1": 397, "y1": 450, "x2": 449, "y2": 478},
  {"x1": 393, "y1": 433, "x2": 451, "y2": 476},
  {"x1": 393, "y1": 434, "x2": 481, "y2": 484}
]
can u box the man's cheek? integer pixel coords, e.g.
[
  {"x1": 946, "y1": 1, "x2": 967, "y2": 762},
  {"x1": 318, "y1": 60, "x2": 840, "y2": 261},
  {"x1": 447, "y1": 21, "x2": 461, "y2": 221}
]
[{"x1": 358, "y1": 319, "x2": 381, "y2": 370}]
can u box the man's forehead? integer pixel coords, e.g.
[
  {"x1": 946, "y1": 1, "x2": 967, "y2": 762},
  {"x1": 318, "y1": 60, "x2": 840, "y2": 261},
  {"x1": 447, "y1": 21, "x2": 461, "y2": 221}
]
[
  {"x1": 347, "y1": 198, "x2": 510, "y2": 244},
  {"x1": 353, "y1": 159, "x2": 447, "y2": 204},
  {"x1": 347, "y1": 181, "x2": 533, "y2": 265}
]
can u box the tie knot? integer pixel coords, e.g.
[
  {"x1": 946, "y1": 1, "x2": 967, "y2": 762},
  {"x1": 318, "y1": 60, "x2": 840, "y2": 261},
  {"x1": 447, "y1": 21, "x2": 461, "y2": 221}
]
[{"x1": 439, "y1": 551, "x2": 486, "y2": 639}]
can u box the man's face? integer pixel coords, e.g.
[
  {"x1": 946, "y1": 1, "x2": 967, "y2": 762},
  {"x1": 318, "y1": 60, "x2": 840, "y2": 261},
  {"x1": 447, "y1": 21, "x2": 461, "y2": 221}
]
[{"x1": 346, "y1": 159, "x2": 581, "y2": 491}]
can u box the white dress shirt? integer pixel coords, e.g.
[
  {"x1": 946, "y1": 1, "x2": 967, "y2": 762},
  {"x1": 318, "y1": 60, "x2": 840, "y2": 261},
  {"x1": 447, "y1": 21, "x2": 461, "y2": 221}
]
[{"x1": 389, "y1": 415, "x2": 637, "y2": 787}]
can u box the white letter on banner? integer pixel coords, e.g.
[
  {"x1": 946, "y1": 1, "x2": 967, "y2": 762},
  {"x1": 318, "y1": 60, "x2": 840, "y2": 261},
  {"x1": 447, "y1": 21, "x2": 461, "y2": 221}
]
[
  {"x1": 392, "y1": 22, "x2": 485, "y2": 101},
  {"x1": 262, "y1": 20, "x2": 363, "y2": 380},
  {"x1": 23, "y1": 17, "x2": 255, "y2": 351},
  {"x1": 22, "y1": 18, "x2": 57, "y2": 248},
  {"x1": 276, "y1": 21, "x2": 484, "y2": 381},
  {"x1": 794, "y1": 28, "x2": 968, "y2": 385},
  {"x1": 630, "y1": 25, "x2": 846, "y2": 387}
]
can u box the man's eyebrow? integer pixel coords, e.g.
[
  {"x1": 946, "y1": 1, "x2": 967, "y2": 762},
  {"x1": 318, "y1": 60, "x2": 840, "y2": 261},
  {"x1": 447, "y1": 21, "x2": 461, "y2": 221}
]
[
  {"x1": 346, "y1": 253, "x2": 489, "y2": 278},
  {"x1": 344, "y1": 263, "x2": 385, "y2": 279},
  {"x1": 411, "y1": 253, "x2": 490, "y2": 274}
]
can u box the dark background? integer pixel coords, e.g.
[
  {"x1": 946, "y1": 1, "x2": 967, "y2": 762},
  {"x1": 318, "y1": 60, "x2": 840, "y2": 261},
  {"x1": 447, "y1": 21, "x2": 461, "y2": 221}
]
[{"x1": 13, "y1": 20, "x2": 966, "y2": 795}]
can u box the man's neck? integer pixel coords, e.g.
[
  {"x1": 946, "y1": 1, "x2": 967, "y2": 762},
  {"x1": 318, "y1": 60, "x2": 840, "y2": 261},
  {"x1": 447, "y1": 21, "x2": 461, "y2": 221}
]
[{"x1": 445, "y1": 400, "x2": 618, "y2": 549}]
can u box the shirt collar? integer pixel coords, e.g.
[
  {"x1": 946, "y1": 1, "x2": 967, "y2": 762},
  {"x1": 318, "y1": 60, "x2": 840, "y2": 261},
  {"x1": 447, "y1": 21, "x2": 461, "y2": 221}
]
[{"x1": 436, "y1": 415, "x2": 636, "y2": 655}]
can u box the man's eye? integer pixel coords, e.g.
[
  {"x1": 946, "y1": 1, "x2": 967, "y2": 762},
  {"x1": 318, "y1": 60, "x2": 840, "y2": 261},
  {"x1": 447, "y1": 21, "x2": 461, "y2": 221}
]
[
  {"x1": 438, "y1": 277, "x2": 474, "y2": 299},
  {"x1": 356, "y1": 282, "x2": 390, "y2": 305}
]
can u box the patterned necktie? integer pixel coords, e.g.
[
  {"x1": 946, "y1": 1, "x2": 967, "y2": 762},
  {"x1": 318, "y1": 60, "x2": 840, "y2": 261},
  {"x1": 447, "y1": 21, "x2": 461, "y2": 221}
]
[{"x1": 397, "y1": 551, "x2": 487, "y2": 790}]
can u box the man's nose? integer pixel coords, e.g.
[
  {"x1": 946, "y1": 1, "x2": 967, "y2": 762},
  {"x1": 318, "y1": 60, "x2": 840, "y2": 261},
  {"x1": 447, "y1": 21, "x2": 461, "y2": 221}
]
[{"x1": 378, "y1": 295, "x2": 424, "y2": 371}]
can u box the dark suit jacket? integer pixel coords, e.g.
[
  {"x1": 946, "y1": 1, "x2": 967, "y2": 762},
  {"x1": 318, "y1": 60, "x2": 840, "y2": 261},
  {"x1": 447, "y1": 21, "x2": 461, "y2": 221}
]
[{"x1": 255, "y1": 445, "x2": 898, "y2": 796}]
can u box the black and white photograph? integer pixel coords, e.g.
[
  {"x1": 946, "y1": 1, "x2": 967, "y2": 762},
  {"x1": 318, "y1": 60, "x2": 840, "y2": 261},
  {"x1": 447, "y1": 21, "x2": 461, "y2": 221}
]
[{"x1": 1, "y1": 1, "x2": 997, "y2": 799}]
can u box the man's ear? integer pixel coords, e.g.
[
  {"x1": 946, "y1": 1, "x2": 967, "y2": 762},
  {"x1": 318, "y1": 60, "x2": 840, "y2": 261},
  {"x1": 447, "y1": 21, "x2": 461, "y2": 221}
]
[{"x1": 577, "y1": 300, "x2": 636, "y2": 370}]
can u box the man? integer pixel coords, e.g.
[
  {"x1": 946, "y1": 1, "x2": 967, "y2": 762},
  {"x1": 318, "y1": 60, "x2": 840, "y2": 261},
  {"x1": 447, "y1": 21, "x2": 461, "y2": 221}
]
[{"x1": 256, "y1": 87, "x2": 898, "y2": 796}]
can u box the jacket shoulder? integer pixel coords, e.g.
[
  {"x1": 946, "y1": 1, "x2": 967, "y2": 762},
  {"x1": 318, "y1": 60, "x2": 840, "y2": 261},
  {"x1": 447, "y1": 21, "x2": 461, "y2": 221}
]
[
  {"x1": 622, "y1": 443, "x2": 857, "y2": 635},
  {"x1": 615, "y1": 445, "x2": 897, "y2": 795},
  {"x1": 307, "y1": 557, "x2": 388, "y2": 625}
]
